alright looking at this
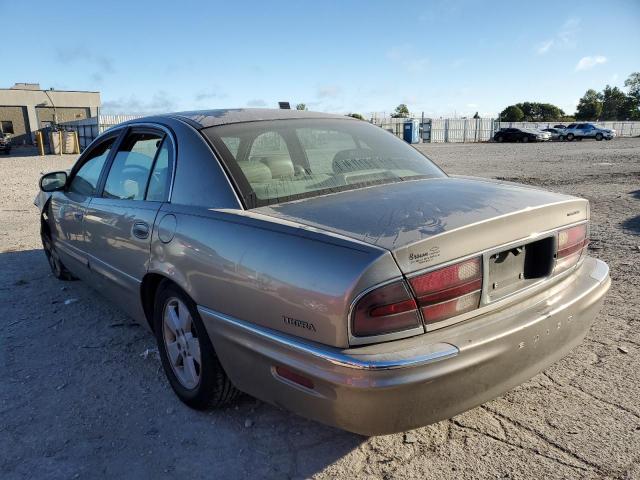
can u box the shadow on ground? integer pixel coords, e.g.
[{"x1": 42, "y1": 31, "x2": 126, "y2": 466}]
[{"x1": 0, "y1": 248, "x2": 365, "y2": 479}]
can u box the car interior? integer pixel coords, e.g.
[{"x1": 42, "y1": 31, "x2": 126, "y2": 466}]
[{"x1": 209, "y1": 120, "x2": 443, "y2": 204}]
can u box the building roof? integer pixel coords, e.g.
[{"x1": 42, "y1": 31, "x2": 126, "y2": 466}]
[{"x1": 167, "y1": 108, "x2": 353, "y2": 128}]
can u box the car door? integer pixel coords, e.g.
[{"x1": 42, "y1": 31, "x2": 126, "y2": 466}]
[
  {"x1": 83, "y1": 126, "x2": 174, "y2": 320},
  {"x1": 583, "y1": 124, "x2": 595, "y2": 137},
  {"x1": 576, "y1": 124, "x2": 588, "y2": 137},
  {"x1": 49, "y1": 133, "x2": 120, "y2": 279}
]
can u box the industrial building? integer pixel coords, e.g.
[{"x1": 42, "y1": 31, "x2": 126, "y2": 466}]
[{"x1": 0, "y1": 83, "x2": 100, "y2": 145}]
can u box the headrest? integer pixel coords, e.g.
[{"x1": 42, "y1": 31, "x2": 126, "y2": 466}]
[{"x1": 238, "y1": 161, "x2": 272, "y2": 183}]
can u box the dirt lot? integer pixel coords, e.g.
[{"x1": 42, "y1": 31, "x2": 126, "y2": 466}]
[{"x1": 1, "y1": 138, "x2": 639, "y2": 479}]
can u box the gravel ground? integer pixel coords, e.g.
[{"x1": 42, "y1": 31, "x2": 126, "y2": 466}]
[{"x1": 1, "y1": 138, "x2": 639, "y2": 479}]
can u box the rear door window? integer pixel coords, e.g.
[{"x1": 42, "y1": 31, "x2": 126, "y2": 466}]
[
  {"x1": 103, "y1": 132, "x2": 163, "y2": 200},
  {"x1": 146, "y1": 138, "x2": 172, "y2": 201}
]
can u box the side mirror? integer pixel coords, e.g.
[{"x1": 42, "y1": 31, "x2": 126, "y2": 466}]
[{"x1": 40, "y1": 171, "x2": 68, "y2": 192}]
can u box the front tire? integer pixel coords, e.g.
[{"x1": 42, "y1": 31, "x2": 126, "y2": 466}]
[
  {"x1": 495, "y1": 135, "x2": 504, "y2": 143},
  {"x1": 154, "y1": 282, "x2": 239, "y2": 409},
  {"x1": 595, "y1": 133, "x2": 603, "y2": 141},
  {"x1": 566, "y1": 133, "x2": 575, "y2": 141},
  {"x1": 521, "y1": 136, "x2": 529, "y2": 143},
  {"x1": 41, "y1": 219, "x2": 75, "y2": 281},
  {"x1": 559, "y1": 135, "x2": 565, "y2": 141}
]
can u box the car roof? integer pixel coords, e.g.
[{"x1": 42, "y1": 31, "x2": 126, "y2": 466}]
[{"x1": 147, "y1": 108, "x2": 355, "y2": 129}]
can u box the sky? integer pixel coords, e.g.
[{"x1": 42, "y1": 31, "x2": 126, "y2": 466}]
[{"x1": 2, "y1": 0, "x2": 639, "y2": 118}]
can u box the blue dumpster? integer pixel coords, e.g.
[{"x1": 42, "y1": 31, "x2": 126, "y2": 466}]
[{"x1": 403, "y1": 119, "x2": 420, "y2": 144}]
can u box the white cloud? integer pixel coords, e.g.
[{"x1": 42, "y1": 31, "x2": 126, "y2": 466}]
[
  {"x1": 533, "y1": 17, "x2": 580, "y2": 55},
  {"x1": 317, "y1": 85, "x2": 341, "y2": 98},
  {"x1": 194, "y1": 90, "x2": 227, "y2": 102},
  {"x1": 575, "y1": 55, "x2": 607, "y2": 71},
  {"x1": 102, "y1": 91, "x2": 176, "y2": 114},
  {"x1": 246, "y1": 99, "x2": 267, "y2": 107},
  {"x1": 558, "y1": 17, "x2": 580, "y2": 46},
  {"x1": 405, "y1": 58, "x2": 429, "y2": 73},
  {"x1": 386, "y1": 45, "x2": 429, "y2": 74},
  {"x1": 536, "y1": 40, "x2": 554, "y2": 55}
]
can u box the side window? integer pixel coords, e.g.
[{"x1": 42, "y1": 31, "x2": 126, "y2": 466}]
[
  {"x1": 69, "y1": 137, "x2": 115, "y2": 196},
  {"x1": 103, "y1": 132, "x2": 163, "y2": 200},
  {"x1": 146, "y1": 138, "x2": 172, "y2": 201}
]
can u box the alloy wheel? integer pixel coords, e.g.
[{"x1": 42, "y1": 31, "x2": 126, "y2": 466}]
[{"x1": 162, "y1": 298, "x2": 202, "y2": 390}]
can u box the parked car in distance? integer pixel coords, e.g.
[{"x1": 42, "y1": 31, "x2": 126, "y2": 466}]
[
  {"x1": 0, "y1": 133, "x2": 11, "y2": 154},
  {"x1": 553, "y1": 124, "x2": 567, "y2": 129},
  {"x1": 34, "y1": 109, "x2": 610, "y2": 435},
  {"x1": 493, "y1": 127, "x2": 551, "y2": 143},
  {"x1": 542, "y1": 128, "x2": 565, "y2": 141},
  {"x1": 564, "y1": 123, "x2": 615, "y2": 141}
]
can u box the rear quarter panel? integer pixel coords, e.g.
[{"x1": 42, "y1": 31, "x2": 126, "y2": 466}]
[{"x1": 148, "y1": 205, "x2": 399, "y2": 348}]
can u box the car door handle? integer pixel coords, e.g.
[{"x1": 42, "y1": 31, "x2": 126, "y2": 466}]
[{"x1": 132, "y1": 221, "x2": 150, "y2": 239}]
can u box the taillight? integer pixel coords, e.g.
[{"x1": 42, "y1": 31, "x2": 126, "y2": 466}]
[
  {"x1": 352, "y1": 281, "x2": 420, "y2": 337},
  {"x1": 555, "y1": 223, "x2": 588, "y2": 273},
  {"x1": 409, "y1": 257, "x2": 483, "y2": 324}
]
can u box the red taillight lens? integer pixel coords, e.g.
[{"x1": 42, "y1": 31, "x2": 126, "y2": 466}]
[
  {"x1": 555, "y1": 224, "x2": 588, "y2": 273},
  {"x1": 409, "y1": 257, "x2": 482, "y2": 324},
  {"x1": 352, "y1": 281, "x2": 420, "y2": 337}
]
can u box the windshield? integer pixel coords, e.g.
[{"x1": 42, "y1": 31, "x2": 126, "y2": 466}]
[{"x1": 203, "y1": 118, "x2": 445, "y2": 208}]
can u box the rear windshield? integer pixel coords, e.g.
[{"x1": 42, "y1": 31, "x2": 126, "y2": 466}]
[{"x1": 203, "y1": 118, "x2": 445, "y2": 208}]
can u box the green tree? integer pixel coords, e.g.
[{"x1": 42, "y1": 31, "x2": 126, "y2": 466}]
[
  {"x1": 600, "y1": 85, "x2": 628, "y2": 120},
  {"x1": 391, "y1": 104, "x2": 410, "y2": 118},
  {"x1": 575, "y1": 89, "x2": 603, "y2": 120},
  {"x1": 623, "y1": 72, "x2": 640, "y2": 119},
  {"x1": 499, "y1": 105, "x2": 524, "y2": 122},
  {"x1": 624, "y1": 72, "x2": 640, "y2": 102},
  {"x1": 347, "y1": 113, "x2": 365, "y2": 120},
  {"x1": 295, "y1": 103, "x2": 307, "y2": 111},
  {"x1": 514, "y1": 102, "x2": 565, "y2": 121}
]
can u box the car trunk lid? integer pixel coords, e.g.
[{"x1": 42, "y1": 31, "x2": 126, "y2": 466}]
[{"x1": 254, "y1": 177, "x2": 588, "y2": 274}]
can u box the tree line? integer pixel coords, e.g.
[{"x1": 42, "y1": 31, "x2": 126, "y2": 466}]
[{"x1": 500, "y1": 72, "x2": 640, "y2": 122}]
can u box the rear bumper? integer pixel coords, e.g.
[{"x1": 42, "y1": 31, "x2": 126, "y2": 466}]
[{"x1": 199, "y1": 257, "x2": 609, "y2": 435}]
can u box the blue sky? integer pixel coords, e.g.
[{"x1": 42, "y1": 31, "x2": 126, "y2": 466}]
[{"x1": 3, "y1": 0, "x2": 639, "y2": 117}]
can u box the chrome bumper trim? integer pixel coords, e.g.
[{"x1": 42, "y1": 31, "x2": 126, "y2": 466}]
[{"x1": 197, "y1": 306, "x2": 459, "y2": 370}]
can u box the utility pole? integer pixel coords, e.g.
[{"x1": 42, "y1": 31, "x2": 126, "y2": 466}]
[{"x1": 43, "y1": 88, "x2": 58, "y2": 127}]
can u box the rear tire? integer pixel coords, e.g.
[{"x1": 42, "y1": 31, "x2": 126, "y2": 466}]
[
  {"x1": 154, "y1": 282, "x2": 239, "y2": 409},
  {"x1": 521, "y1": 136, "x2": 529, "y2": 143},
  {"x1": 559, "y1": 135, "x2": 565, "y2": 141}
]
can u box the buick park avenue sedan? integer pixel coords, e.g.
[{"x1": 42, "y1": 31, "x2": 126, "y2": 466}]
[{"x1": 35, "y1": 109, "x2": 610, "y2": 435}]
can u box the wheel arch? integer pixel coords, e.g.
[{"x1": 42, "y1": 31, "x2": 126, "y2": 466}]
[{"x1": 140, "y1": 272, "x2": 193, "y2": 332}]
